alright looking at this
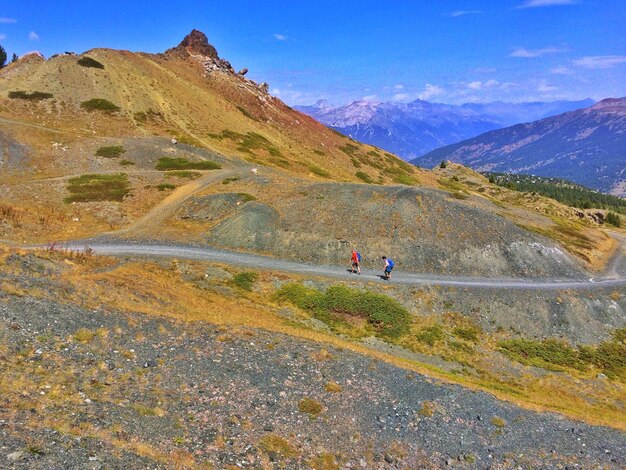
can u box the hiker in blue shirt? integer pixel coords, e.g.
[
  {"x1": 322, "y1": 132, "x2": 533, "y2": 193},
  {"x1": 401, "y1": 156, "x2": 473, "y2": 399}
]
[{"x1": 382, "y1": 256, "x2": 394, "y2": 280}]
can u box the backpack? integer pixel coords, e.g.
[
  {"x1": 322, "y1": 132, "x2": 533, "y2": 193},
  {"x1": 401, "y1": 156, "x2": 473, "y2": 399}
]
[
  {"x1": 357, "y1": 252, "x2": 362, "y2": 262},
  {"x1": 387, "y1": 259, "x2": 394, "y2": 268}
]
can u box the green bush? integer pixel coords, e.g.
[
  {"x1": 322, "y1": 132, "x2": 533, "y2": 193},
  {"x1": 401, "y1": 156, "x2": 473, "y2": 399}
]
[
  {"x1": 156, "y1": 183, "x2": 176, "y2": 191},
  {"x1": 237, "y1": 193, "x2": 257, "y2": 202},
  {"x1": 355, "y1": 171, "x2": 373, "y2": 184},
  {"x1": 308, "y1": 165, "x2": 331, "y2": 178},
  {"x1": 119, "y1": 160, "x2": 135, "y2": 166},
  {"x1": 236, "y1": 105, "x2": 256, "y2": 120},
  {"x1": 77, "y1": 57, "x2": 104, "y2": 69},
  {"x1": 8, "y1": 90, "x2": 53, "y2": 101},
  {"x1": 453, "y1": 326, "x2": 481, "y2": 343},
  {"x1": 165, "y1": 170, "x2": 200, "y2": 179},
  {"x1": 222, "y1": 176, "x2": 241, "y2": 184},
  {"x1": 275, "y1": 283, "x2": 411, "y2": 339},
  {"x1": 65, "y1": 173, "x2": 130, "y2": 203},
  {"x1": 80, "y1": 98, "x2": 120, "y2": 113},
  {"x1": 95, "y1": 145, "x2": 125, "y2": 158},
  {"x1": 339, "y1": 143, "x2": 359, "y2": 156},
  {"x1": 606, "y1": 212, "x2": 621, "y2": 227},
  {"x1": 498, "y1": 335, "x2": 626, "y2": 380},
  {"x1": 155, "y1": 157, "x2": 221, "y2": 171},
  {"x1": 440, "y1": 160, "x2": 448, "y2": 169},
  {"x1": 415, "y1": 325, "x2": 446, "y2": 346},
  {"x1": 232, "y1": 272, "x2": 258, "y2": 291}
]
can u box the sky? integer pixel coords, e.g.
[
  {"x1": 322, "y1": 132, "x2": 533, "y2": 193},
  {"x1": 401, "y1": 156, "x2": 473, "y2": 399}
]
[{"x1": 1, "y1": 0, "x2": 625, "y2": 106}]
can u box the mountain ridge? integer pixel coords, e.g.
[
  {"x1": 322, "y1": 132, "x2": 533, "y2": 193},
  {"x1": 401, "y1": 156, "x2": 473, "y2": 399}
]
[
  {"x1": 412, "y1": 98, "x2": 626, "y2": 196},
  {"x1": 296, "y1": 97, "x2": 595, "y2": 160}
]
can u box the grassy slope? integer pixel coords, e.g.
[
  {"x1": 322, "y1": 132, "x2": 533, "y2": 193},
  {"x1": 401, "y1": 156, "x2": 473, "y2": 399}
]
[{"x1": 0, "y1": 49, "x2": 429, "y2": 186}]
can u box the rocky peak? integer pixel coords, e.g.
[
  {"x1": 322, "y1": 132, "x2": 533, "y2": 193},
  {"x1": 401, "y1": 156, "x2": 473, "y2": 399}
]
[{"x1": 176, "y1": 29, "x2": 219, "y2": 59}]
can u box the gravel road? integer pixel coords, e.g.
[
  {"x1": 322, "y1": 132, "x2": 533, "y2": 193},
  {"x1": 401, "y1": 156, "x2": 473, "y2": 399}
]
[{"x1": 61, "y1": 241, "x2": 626, "y2": 290}]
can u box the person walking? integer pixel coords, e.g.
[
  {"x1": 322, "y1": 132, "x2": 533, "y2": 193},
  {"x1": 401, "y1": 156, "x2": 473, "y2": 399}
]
[
  {"x1": 382, "y1": 256, "x2": 394, "y2": 280},
  {"x1": 351, "y1": 249, "x2": 362, "y2": 275}
]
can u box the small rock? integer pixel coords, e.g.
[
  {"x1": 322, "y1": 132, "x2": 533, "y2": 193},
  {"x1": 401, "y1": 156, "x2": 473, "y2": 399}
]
[
  {"x1": 7, "y1": 451, "x2": 25, "y2": 461},
  {"x1": 446, "y1": 457, "x2": 454, "y2": 466},
  {"x1": 85, "y1": 398, "x2": 92, "y2": 404},
  {"x1": 143, "y1": 360, "x2": 157, "y2": 368},
  {"x1": 597, "y1": 373, "x2": 607, "y2": 380},
  {"x1": 34, "y1": 349, "x2": 43, "y2": 355},
  {"x1": 238, "y1": 68, "x2": 248, "y2": 76},
  {"x1": 263, "y1": 425, "x2": 274, "y2": 432},
  {"x1": 171, "y1": 138, "x2": 178, "y2": 144},
  {"x1": 384, "y1": 453, "x2": 394, "y2": 463}
]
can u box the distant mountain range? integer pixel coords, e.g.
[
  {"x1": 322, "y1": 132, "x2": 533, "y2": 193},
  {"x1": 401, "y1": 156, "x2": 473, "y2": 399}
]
[
  {"x1": 413, "y1": 98, "x2": 626, "y2": 196},
  {"x1": 295, "y1": 98, "x2": 595, "y2": 160}
]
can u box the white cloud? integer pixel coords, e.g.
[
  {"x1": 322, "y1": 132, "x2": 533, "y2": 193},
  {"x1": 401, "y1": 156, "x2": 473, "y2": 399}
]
[
  {"x1": 0, "y1": 17, "x2": 16, "y2": 24},
  {"x1": 392, "y1": 93, "x2": 410, "y2": 101},
  {"x1": 516, "y1": 0, "x2": 577, "y2": 8},
  {"x1": 449, "y1": 10, "x2": 482, "y2": 17},
  {"x1": 28, "y1": 31, "x2": 39, "y2": 41},
  {"x1": 0, "y1": 33, "x2": 6, "y2": 40},
  {"x1": 272, "y1": 33, "x2": 287, "y2": 41},
  {"x1": 271, "y1": 88, "x2": 281, "y2": 96},
  {"x1": 361, "y1": 94, "x2": 378, "y2": 102},
  {"x1": 418, "y1": 84, "x2": 444, "y2": 101},
  {"x1": 537, "y1": 79, "x2": 559, "y2": 93},
  {"x1": 394, "y1": 84, "x2": 404, "y2": 90},
  {"x1": 551, "y1": 65, "x2": 573, "y2": 74},
  {"x1": 510, "y1": 47, "x2": 567, "y2": 58},
  {"x1": 573, "y1": 55, "x2": 626, "y2": 69},
  {"x1": 467, "y1": 79, "x2": 500, "y2": 90}
]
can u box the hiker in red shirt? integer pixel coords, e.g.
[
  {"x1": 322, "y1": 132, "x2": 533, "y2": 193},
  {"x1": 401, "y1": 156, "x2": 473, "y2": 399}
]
[{"x1": 351, "y1": 249, "x2": 362, "y2": 275}]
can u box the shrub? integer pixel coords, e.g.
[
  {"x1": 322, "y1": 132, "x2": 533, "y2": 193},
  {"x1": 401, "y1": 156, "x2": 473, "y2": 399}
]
[
  {"x1": 419, "y1": 401, "x2": 435, "y2": 417},
  {"x1": 119, "y1": 159, "x2": 135, "y2": 166},
  {"x1": 313, "y1": 149, "x2": 326, "y2": 156},
  {"x1": 415, "y1": 324, "x2": 446, "y2": 346},
  {"x1": 77, "y1": 56, "x2": 104, "y2": 69},
  {"x1": 74, "y1": 328, "x2": 95, "y2": 343},
  {"x1": 309, "y1": 165, "x2": 331, "y2": 178},
  {"x1": 259, "y1": 434, "x2": 298, "y2": 458},
  {"x1": 275, "y1": 283, "x2": 411, "y2": 339},
  {"x1": 324, "y1": 382, "x2": 342, "y2": 393},
  {"x1": 231, "y1": 272, "x2": 258, "y2": 291},
  {"x1": 156, "y1": 183, "x2": 176, "y2": 191},
  {"x1": 298, "y1": 397, "x2": 323, "y2": 417},
  {"x1": 155, "y1": 157, "x2": 221, "y2": 171},
  {"x1": 222, "y1": 176, "x2": 241, "y2": 184},
  {"x1": 80, "y1": 98, "x2": 120, "y2": 113},
  {"x1": 236, "y1": 105, "x2": 256, "y2": 120},
  {"x1": 65, "y1": 173, "x2": 130, "y2": 203},
  {"x1": 606, "y1": 212, "x2": 621, "y2": 227},
  {"x1": 355, "y1": 171, "x2": 373, "y2": 184},
  {"x1": 8, "y1": 90, "x2": 53, "y2": 100},
  {"x1": 166, "y1": 170, "x2": 200, "y2": 179},
  {"x1": 491, "y1": 416, "x2": 506, "y2": 428},
  {"x1": 453, "y1": 326, "x2": 481, "y2": 343},
  {"x1": 339, "y1": 143, "x2": 359, "y2": 156},
  {"x1": 95, "y1": 145, "x2": 125, "y2": 158},
  {"x1": 498, "y1": 338, "x2": 583, "y2": 370},
  {"x1": 237, "y1": 192, "x2": 257, "y2": 202},
  {"x1": 440, "y1": 160, "x2": 448, "y2": 169}
]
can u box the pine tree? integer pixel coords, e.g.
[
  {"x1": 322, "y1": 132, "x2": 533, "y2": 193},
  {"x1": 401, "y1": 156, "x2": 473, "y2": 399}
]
[
  {"x1": 0, "y1": 45, "x2": 7, "y2": 68},
  {"x1": 12, "y1": 53, "x2": 18, "y2": 63}
]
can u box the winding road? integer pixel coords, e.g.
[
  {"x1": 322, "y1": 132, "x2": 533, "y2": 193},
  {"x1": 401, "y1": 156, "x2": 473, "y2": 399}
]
[{"x1": 62, "y1": 240, "x2": 626, "y2": 290}]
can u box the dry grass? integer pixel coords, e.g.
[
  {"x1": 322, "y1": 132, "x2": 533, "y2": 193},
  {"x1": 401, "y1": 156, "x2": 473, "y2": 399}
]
[{"x1": 3, "y1": 248, "x2": 626, "y2": 432}]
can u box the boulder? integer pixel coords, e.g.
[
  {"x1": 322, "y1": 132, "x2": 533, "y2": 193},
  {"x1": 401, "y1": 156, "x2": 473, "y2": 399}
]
[{"x1": 238, "y1": 68, "x2": 248, "y2": 76}]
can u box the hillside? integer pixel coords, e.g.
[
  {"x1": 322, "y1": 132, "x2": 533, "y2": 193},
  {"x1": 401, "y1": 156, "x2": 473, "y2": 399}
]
[
  {"x1": 412, "y1": 98, "x2": 626, "y2": 196},
  {"x1": 296, "y1": 98, "x2": 594, "y2": 160},
  {"x1": 0, "y1": 30, "x2": 423, "y2": 187}
]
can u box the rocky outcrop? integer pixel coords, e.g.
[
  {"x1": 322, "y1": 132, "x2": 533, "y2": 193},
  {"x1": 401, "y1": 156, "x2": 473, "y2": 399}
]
[
  {"x1": 165, "y1": 30, "x2": 271, "y2": 95},
  {"x1": 165, "y1": 29, "x2": 234, "y2": 75}
]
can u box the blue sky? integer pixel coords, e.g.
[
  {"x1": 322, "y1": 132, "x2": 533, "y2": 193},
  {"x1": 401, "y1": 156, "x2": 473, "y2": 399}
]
[{"x1": 1, "y1": 0, "x2": 624, "y2": 105}]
